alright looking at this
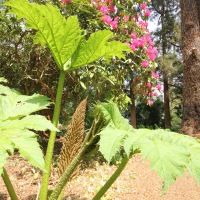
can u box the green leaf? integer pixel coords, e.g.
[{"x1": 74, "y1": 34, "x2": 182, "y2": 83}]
[
  {"x1": 0, "y1": 77, "x2": 7, "y2": 83},
  {"x1": 96, "y1": 102, "x2": 133, "y2": 163},
  {"x1": 6, "y1": 0, "x2": 82, "y2": 70},
  {"x1": 71, "y1": 30, "x2": 132, "y2": 69},
  {"x1": 0, "y1": 84, "x2": 59, "y2": 174},
  {"x1": 0, "y1": 84, "x2": 51, "y2": 121},
  {"x1": 95, "y1": 102, "x2": 132, "y2": 130},
  {"x1": 97, "y1": 102, "x2": 200, "y2": 193},
  {"x1": 6, "y1": 1, "x2": 131, "y2": 72},
  {"x1": 124, "y1": 129, "x2": 200, "y2": 192},
  {"x1": 104, "y1": 41, "x2": 132, "y2": 62},
  {"x1": 0, "y1": 129, "x2": 45, "y2": 174},
  {"x1": 80, "y1": 81, "x2": 87, "y2": 89},
  {"x1": 98, "y1": 127, "x2": 128, "y2": 163},
  {"x1": 0, "y1": 115, "x2": 58, "y2": 132},
  {"x1": 71, "y1": 30, "x2": 113, "y2": 68}
]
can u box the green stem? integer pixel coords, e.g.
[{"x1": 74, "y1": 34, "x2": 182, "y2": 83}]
[
  {"x1": 49, "y1": 142, "x2": 89, "y2": 200},
  {"x1": 54, "y1": 118, "x2": 102, "y2": 200},
  {"x1": 57, "y1": 187, "x2": 65, "y2": 200},
  {"x1": 39, "y1": 70, "x2": 66, "y2": 200},
  {"x1": 49, "y1": 128, "x2": 101, "y2": 200},
  {"x1": 92, "y1": 155, "x2": 129, "y2": 200},
  {"x1": 1, "y1": 167, "x2": 19, "y2": 200}
]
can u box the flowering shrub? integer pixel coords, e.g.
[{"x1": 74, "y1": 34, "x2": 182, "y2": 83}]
[
  {"x1": 61, "y1": 0, "x2": 160, "y2": 105},
  {"x1": 4, "y1": 2, "x2": 200, "y2": 200}
]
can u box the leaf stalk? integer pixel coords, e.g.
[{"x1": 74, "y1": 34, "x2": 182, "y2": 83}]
[
  {"x1": 2, "y1": 167, "x2": 19, "y2": 200},
  {"x1": 92, "y1": 155, "x2": 129, "y2": 200},
  {"x1": 39, "y1": 70, "x2": 66, "y2": 200}
]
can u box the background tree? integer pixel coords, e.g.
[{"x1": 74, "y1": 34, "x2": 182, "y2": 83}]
[
  {"x1": 1, "y1": 0, "x2": 159, "y2": 129},
  {"x1": 180, "y1": 0, "x2": 200, "y2": 136},
  {"x1": 150, "y1": 0, "x2": 181, "y2": 129}
]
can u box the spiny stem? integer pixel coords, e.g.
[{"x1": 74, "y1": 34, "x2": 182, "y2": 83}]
[
  {"x1": 39, "y1": 70, "x2": 66, "y2": 200},
  {"x1": 92, "y1": 155, "x2": 129, "y2": 200},
  {"x1": 49, "y1": 142, "x2": 89, "y2": 199},
  {"x1": 2, "y1": 167, "x2": 19, "y2": 200},
  {"x1": 49, "y1": 116, "x2": 104, "y2": 200}
]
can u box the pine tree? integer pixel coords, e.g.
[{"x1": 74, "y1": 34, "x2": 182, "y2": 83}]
[
  {"x1": 150, "y1": 0, "x2": 181, "y2": 129},
  {"x1": 180, "y1": 0, "x2": 200, "y2": 137}
]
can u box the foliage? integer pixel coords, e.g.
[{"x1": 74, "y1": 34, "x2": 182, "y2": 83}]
[
  {"x1": 5, "y1": 0, "x2": 133, "y2": 199},
  {"x1": 6, "y1": 0, "x2": 131, "y2": 72},
  {"x1": 97, "y1": 102, "x2": 200, "y2": 192},
  {"x1": 2, "y1": 1, "x2": 199, "y2": 200},
  {"x1": 150, "y1": 0, "x2": 182, "y2": 128},
  {"x1": 0, "y1": 80, "x2": 58, "y2": 174}
]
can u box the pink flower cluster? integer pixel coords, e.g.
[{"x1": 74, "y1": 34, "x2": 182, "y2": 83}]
[
  {"x1": 90, "y1": 1, "x2": 161, "y2": 105},
  {"x1": 91, "y1": 0, "x2": 119, "y2": 29},
  {"x1": 140, "y1": 3, "x2": 151, "y2": 17},
  {"x1": 102, "y1": 15, "x2": 119, "y2": 29},
  {"x1": 61, "y1": 0, "x2": 72, "y2": 4},
  {"x1": 91, "y1": 0, "x2": 121, "y2": 29}
]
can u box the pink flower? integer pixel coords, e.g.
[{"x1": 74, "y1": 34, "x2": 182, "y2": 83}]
[
  {"x1": 144, "y1": 10, "x2": 151, "y2": 17},
  {"x1": 125, "y1": 42, "x2": 130, "y2": 47},
  {"x1": 141, "y1": 60, "x2": 149, "y2": 68},
  {"x1": 130, "y1": 44, "x2": 136, "y2": 52},
  {"x1": 147, "y1": 82, "x2": 151, "y2": 89},
  {"x1": 110, "y1": 20, "x2": 117, "y2": 29},
  {"x1": 132, "y1": 39, "x2": 140, "y2": 48},
  {"x1": 138, "y1": 37, "x2": 146, "y2": 47},
  {"x1": 138, "y1": 20, "x2": 148, "y2": 27},
  {"x1": 130, "y1": 32, "x2": 136, "y2": 39},
  {"x1": 152, "y1": 71, "x2": 159, "y2": 79},
  {"x1": 140, "y1": 3, "x2": 147, "y2": 10},
  {"x1": 61, "y1": 0, "x2": 72, "y2": 4},
  {"x1": 150, "y1": 91, "x2": 158, "y2": 97},
  {"x1": 99, "y1": 6, "x2": 109, "y2": 14},
  {"x1": 91, "y1": 0, "x2": 98, "y2": 7},
  {"x1": 123, "y1": 15, "x2": 129, "y2": 22},
  {"x1": 147, "y1": 99, "x2": 154, "y2": 106},
  {"x1": 147, "y1": 46, "x2": 158, "y2": 61},
  {"x1": 114, "y1": 16, "x2": 119, "y2": 21},
  {"x1": 156, "y1": 84, "x2": 162, "y2": 90},
  {"x1": 145, "y1": 34, "x2": 154, "y2": 46},
  {"x1": 109, "y1": 6, "x2": 116, "y2": 12},
  {"x1": 102, "y1": 15, "x2": 112, "y2": 24}
]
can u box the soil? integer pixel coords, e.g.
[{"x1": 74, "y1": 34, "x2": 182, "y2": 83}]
[{"x1": 1, "y1": 146, "x2": 200, "y2": 200}]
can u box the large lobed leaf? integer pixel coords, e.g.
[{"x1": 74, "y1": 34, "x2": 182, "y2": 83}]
[
  {"x1": 0, "y1": 84, "x2": 51, "y2": 121},
  {"x1": 6, "y1": 0, "x2": 131, "y2": 71},
  {"x1": 0, "y1": 84, "x2": 59, "y2": 174},
  {"x1": 70, "y1": 30, "x2": 131, "y2": 69},
  {"x1": 97, "y1": 102, "x2": 200, "y2": 193},
  {"x1": 6, "y1": 0, "x2": 82, "y2": 70}
]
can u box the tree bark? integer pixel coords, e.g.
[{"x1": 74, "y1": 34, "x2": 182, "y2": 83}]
[
  {"x1": 161, "y1": 1, "x2": 171, "y2": 129},
  {"x1": 164, "y1": 75, "x2": 171, "y2": 128},
  {"x1": 180, "y1": 0, "x2": 200, "y2": 136},
  {"x1": 130, "y1": 82, "x2": 136, "y2": 128}
]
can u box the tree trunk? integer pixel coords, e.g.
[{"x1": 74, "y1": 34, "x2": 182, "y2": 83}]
[
  {"x1": 130, "y1": 82, "x2": 136, "y2": 128},
  {"x1": 164, "y1": 75, "x2": 171, "y2": 128},
  {"x1": 161, "y1": 1, "x2": 171, "y2": 129},
  {"x1": 180, "y1": 0, "x2": 200, "y2": 136}
]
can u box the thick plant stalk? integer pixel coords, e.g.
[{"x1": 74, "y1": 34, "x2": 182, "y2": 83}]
[
  {"x1": 56, "y1": 98, "x2": 87, "y2": 200},
  {"x1": 92, "y1": 155, "x2": 129, "y2": 200},
  {"x1": 49, "y1": 142, "x2": 90, "y2": 200},
  {"x1": 39, "y1": 70, "x2": 66, "y2": 200},
  {"x1": 2, "y1": 167, "x2": 19, "y2": 200},
  {"x1": 49, "y1": 117, "x2": 103, "y2": 200}
]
